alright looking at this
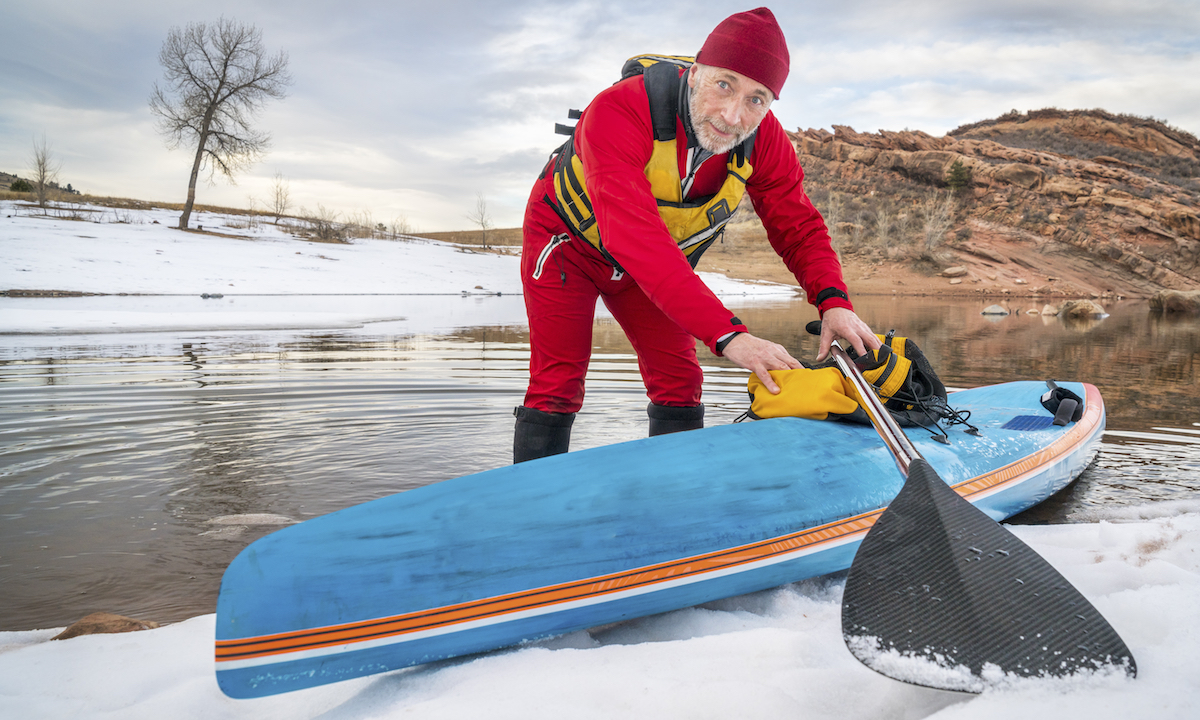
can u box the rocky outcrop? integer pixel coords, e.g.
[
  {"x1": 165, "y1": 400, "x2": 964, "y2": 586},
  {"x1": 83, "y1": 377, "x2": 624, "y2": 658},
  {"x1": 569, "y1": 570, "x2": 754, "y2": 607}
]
[
  {"x1": 952, "y1": 108, "x2": 1200, "y2": 159},
  {"x1": 787, "y1": 108, "x2": 1200, "y2": 298}
]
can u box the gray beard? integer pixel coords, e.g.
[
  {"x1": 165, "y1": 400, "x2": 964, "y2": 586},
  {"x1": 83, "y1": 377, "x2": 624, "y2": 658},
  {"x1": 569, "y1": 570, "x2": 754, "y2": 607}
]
[{"x1": 688, "y1": 91, "x2": 751, "y2": 154}]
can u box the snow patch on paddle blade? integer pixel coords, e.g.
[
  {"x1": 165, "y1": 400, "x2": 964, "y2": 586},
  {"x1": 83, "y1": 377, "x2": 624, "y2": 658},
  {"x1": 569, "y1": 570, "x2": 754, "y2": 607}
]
[
  {"x1": 846, "y1": 635, "x2": 1136, "y2": 694},
  {"x1": 846, "y1": 634, "x2": 984, "y2": 693}
]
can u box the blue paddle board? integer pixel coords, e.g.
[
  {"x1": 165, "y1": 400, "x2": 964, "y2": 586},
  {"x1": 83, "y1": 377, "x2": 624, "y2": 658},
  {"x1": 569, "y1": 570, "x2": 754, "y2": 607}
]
[{"x1": 215, "y1": 380, "x2": 1104, "y2": 698}]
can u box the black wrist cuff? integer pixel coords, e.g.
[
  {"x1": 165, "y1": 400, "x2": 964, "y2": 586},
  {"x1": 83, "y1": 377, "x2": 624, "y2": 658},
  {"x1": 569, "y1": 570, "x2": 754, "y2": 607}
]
[
  {"x1": 715, "y1": 331, "x2": 743, "y2": 354},
  {"x1": 814, "y1": 288, "x2": 850, "y2": 306}
]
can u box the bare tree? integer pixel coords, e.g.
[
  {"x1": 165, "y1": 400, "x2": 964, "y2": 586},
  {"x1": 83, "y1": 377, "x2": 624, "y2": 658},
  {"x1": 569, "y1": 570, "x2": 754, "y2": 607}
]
[
  {"x1": 150, "y1": 18, "x2": 292, "y2": 230},
  {"x1": 465, "y1": 192, "x2": 493, "y2": 249},
  {"x1": 29, "y1": 134, "x2": 61, "y2": 210},
  {"x1": 270, "y1": 170, "x2": 291, "y2": 223}
]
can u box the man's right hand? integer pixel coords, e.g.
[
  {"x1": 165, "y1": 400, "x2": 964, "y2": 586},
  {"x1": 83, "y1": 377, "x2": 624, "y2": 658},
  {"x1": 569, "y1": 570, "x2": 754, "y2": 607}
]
[{"x1": 720, "y1": 333, "x2": 802, "y2": 394}]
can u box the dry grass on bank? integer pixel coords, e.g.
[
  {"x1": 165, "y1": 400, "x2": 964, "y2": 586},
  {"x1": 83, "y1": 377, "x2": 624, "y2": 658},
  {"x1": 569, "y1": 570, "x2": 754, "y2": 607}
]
[{"x1": 421, "y1": 228, "x2": 523, "y2": 248}]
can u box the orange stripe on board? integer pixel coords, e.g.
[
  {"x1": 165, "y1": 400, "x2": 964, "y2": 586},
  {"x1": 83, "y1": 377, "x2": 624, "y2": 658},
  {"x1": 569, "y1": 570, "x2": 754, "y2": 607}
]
[
  {"x1": 216, "y1": 510, "x2": 881, "y2": 662},
  {"x1": 216, "y1": 385, "x2": 1102, "y2": 663}
]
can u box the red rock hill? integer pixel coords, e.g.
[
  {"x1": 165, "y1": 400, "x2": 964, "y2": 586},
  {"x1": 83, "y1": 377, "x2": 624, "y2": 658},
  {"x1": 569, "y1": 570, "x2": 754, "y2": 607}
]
[{"x1": 779, "y1": 108, "x2": 1200, "y2": 299}]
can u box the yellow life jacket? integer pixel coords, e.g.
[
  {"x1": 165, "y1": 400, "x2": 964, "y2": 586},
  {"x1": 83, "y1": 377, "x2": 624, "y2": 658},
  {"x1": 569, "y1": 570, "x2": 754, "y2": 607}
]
[{"x1": 546, "y1": 55, "x2": 756, "y2": 270}]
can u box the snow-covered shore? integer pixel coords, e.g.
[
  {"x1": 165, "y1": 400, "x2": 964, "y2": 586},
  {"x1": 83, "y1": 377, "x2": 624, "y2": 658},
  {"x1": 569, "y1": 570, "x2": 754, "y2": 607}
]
[
  {"x1": 0, "y1": 507, "x2": 1196, "y2": 720},
  {"x1": 2, "y1": 200, "x2": 1198, "y2": 718},
  {"x1": 0, "y1": 200, "x2": 797, "y2": 336}
]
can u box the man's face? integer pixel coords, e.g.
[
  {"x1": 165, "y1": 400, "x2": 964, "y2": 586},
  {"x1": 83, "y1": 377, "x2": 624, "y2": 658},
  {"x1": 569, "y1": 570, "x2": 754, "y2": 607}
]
[{"x1": 686, "y1": 64, "x2": 773, "y2": 154}]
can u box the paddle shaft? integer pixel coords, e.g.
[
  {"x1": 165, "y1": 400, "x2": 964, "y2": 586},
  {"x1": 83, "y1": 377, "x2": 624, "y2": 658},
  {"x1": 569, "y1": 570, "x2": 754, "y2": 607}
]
[{"x1": 829, "y1": 343, "x2": 920, "y2": 475}]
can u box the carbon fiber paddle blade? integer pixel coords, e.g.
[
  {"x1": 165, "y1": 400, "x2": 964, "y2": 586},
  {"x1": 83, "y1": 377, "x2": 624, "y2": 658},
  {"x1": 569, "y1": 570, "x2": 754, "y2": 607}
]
[{"x1": 842, "y1": 459, "x2": 1136, "y2": 692}]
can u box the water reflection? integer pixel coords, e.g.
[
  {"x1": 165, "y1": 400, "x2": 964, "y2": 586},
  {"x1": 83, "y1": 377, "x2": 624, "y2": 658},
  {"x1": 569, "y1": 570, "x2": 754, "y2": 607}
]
[{"x1": 0, "y1": 295, "x2": 1196, "y2": 631}]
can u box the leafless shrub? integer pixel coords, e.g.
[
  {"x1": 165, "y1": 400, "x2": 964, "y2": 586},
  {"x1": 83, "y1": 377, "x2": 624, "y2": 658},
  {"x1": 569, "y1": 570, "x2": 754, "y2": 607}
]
[
  {"x1": 389, "y1": 215, "x2": 413, "y2": 240},
  {"x1": 108, "y1": 207, "x2": 140, "y2": 224},
  {"x1": 301, "y1": 204, "x2": 346, "y2": 242},
  {"x1": 39, "y1": 199, "x2": 91, "y2": 221},
  {"x1": 894, "y1": 209, "x2": 914, "y2": 245},
  {"x1": 231, "y1": 198, "x2": 262, "y2": 231},
  {"x1": 816, "y1": 190, "x2": 843, "y2": 244},
  {"x1": 872, "y1": 206, "x2": 893, "y2": 247},
  {"x1": 29, "y1": 135, "x2": 61, "y2": 210},
  {"x1": 270, "y1": 171, "x2": 291, "y2": 223},
  {"x1": 345, "y1": 209, "x2": 375, "y2": 239},
  {"x1": 920, "y1": 190, "x2": 956, "y2": 250}
]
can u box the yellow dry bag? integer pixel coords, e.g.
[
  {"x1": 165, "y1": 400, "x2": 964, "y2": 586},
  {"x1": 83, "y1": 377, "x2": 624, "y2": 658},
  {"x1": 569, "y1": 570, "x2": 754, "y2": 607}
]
[{"x1": 746, "y1": 366, "x2": 867, "y2": 422}]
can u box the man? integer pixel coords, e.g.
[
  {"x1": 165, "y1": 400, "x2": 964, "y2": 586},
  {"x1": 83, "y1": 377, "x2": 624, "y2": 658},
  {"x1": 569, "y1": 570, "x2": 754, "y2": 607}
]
[{"x1": 515, "y1": 7, "x2": 879, "y2": 462}]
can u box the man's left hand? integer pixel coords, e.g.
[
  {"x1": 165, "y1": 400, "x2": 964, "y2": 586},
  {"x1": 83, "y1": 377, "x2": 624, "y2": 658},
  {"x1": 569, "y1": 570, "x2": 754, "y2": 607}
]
[
  {"x1": 815, "y1": 306, "x2": 880, "y2": 361},
  {"x1": 721, "y1": 332, "x2": 803, "y2": 394}
]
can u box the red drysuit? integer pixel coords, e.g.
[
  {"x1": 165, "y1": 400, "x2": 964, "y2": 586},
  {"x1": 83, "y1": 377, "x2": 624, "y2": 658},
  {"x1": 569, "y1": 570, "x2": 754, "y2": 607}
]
[{"x1": 521, "y1": 70, "x2": 852, "y2": 415}]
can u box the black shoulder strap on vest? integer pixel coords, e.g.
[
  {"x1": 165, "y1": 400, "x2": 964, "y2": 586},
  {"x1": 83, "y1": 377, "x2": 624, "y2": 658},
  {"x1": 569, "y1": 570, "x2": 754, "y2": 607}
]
[
  {"x1": 735, "y1": 132, "x2": 757, "y2": 166},
  {"x1": 641, "y1": 61, "x2": 757, "y2": 161},
  {"x1": 642, "y1": 62, "x2": 681, "y2": 143}
]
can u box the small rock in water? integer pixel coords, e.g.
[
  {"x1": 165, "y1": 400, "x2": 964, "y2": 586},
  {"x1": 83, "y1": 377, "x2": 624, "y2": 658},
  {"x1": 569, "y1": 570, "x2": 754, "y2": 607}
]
[
  {"x1": 1149, "y1": 289, "x2": 1200, "y2": 315},
  {"x1": 201, "y1": 513, "x2": 297, "y2": 539},
  {"x1": 1058, "y1": 299, "x2": 1106, "y2": 318},
  {"x1": 52, "y1": 612, "x2": 159, "y2": 641},
  {"x1": 199, "y1": 525, "x2": 247, "y2": 539},
  {"x1": 206, "y1": 513, "x2": 296, "y2": 526},
  {"x1": 981, "y1": 304, "x2": 1009, "y2": 316}
]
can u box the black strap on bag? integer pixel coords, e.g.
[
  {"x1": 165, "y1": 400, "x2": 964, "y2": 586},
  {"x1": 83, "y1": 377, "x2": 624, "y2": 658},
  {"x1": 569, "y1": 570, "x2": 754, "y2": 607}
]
[{"x1": 804, "y1": 323, "x2": 979, "y2": 440}]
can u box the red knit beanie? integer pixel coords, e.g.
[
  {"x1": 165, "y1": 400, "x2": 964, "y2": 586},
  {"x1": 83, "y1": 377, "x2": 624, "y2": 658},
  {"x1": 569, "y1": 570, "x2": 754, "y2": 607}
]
[{"x1": 695, "y1": 7, "x2": 790, "y2": 99}]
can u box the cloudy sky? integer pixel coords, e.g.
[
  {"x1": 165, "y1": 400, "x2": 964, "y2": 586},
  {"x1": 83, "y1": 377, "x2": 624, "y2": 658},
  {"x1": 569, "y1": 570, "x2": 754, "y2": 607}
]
[{"x1": 3, "y1": 0, "x2": 1198, "y2": 231}]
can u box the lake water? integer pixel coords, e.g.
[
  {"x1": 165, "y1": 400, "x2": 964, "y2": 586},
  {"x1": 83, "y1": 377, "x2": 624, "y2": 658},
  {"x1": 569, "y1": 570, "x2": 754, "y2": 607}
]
[{"x1": 1, "y1": 295, "x2": 1197, "y2": 632}]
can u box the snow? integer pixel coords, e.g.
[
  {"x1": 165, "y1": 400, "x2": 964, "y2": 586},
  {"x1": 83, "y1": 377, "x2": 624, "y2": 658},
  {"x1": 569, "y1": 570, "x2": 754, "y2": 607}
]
[
  {"x1": 0, "y1": 510, "x2": 1195, "y2": 719},
  {"x1": 0, "y1": 200, "x2": 797, "y2": 336},
  {"x1": 2, "y1": 201, "x2": 1198, "y2": 717}
]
